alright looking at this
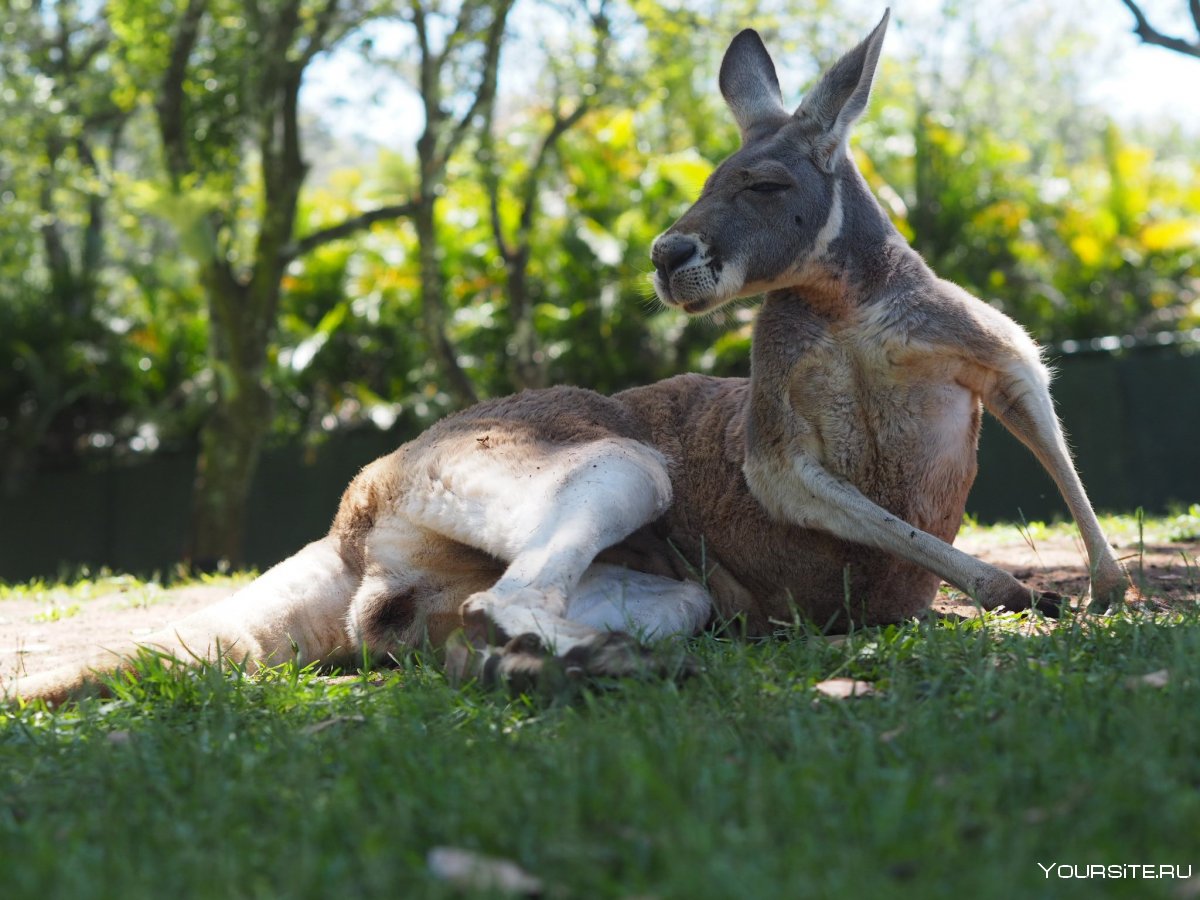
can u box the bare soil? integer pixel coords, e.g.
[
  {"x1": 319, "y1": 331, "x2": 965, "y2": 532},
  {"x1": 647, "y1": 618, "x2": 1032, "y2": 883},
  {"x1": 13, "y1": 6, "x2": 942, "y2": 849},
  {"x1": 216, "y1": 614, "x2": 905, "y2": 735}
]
[
  {"x1": 3, "y1": 534, "x2": 1197, "y2": 682},
  {"x1": 1, "y1": 584, "x2": 235, "y2": 683},
  {"x1": 936, "y1": 530, "x2": 1200, "y2": 618}
]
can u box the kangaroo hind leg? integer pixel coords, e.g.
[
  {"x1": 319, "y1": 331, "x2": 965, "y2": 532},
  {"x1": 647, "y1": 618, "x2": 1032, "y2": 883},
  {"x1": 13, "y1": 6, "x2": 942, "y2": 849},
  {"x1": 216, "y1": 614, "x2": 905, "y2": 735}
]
[
  {"x1": 449, "y1": 562, "x2": 712, "y2": 691},
  {"x1": 5, "y1": 536, "x2": 359, "y2": 706},
  {"x1": 345, "y1": 524, "x2": 501, "y2": 662},
  {"x1": 455, "y1": 438, "x2": 675, "y2": 648},
  {"x1": 405, "y1": 435, "x2": 704, "y2": 686}
]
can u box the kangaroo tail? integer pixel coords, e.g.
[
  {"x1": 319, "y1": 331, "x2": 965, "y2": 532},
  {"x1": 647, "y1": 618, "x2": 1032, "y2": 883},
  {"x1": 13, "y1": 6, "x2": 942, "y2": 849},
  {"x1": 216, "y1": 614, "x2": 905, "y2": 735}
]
[{"x1": 3, "y1": 536, "x2": 360, "y2": 706}]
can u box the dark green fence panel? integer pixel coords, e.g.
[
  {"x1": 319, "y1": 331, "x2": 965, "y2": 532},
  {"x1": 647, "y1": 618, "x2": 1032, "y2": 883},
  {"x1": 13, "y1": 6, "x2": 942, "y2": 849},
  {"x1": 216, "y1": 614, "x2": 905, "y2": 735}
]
[
  {"x1": 0, "y1": 432, "x2": 393, "y2": 583},
  {"x1": 0, "y1": 453, "x2": 194, "y2": 580},
  {"x1": 242, "y1": 430, "x2": 401, "y2": 567},
  {"x1": 2, "y1": 348, "x2": 1198, "y2": 581},
  {"x1": 967, "y1": 348, "x2": 1200, "y2": 521}
]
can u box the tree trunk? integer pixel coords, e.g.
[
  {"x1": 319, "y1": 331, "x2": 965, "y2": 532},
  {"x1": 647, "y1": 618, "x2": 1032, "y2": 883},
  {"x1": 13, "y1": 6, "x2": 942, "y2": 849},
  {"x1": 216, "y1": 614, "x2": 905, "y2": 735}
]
[
  {"x1": 188, "y1": 271, "x2": 273, "y2": 568},
  {"x1": 910, "y1": 107, "x2": 939, "y2": 261},
  {"x1": 189, "y1": 365, "x2": 271, "y2": 569},
  {"x1": 189, "y1": 56, "x2": 306, "y2": 568},
  {"x1": 414, "y1": 198, "x2": 479, "y2": 406},
  {"x1": 506, "y1": 249, "x2": 547, "y2": 389}
]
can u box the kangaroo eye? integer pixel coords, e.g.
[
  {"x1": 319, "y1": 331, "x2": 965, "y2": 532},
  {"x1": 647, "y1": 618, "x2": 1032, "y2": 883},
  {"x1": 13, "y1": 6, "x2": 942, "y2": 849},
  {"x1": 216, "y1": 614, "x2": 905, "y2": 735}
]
[{"x1": 748, "y1": 182, "x2": 789, "y2": 193}]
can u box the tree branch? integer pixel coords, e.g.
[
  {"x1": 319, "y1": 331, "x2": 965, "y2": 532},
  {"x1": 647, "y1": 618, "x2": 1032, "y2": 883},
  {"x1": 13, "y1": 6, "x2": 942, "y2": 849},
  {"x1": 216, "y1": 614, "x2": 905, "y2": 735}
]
[
  {"x1": 433, "y1": 0, "x2": 512, "y2": 175},
  {"x1": 516, "y1": 0, "x2": 610, "y2": 241},
  {"x1": 283, "y1": 201, "x2": 422, "y2": 262},
  {"x1": 478, "y1": 121, "x2": 513, "y2": 263},
  {"x1": 74, "y1": 28, "x2": 111, "y2": 73},
  {"x1": 155, "y1": 0, "x2": 239, "y2": 291},
  {"x1": 436, "y1": 0, "x2": 486, "y2": 69},
  {"x1": 39, "y1": 135, "x2": 72, "y2": 285},
  {"x1": 243, "y1": 0, "x2": 264, "y2": 38},
  {"x1": 158, "y1": 0, "x2": 208, "y2": 184},
  {"x1": 517, "y1": 102, "x2": 589, "y2": 240},
  {"x1": 300, "y1": 0, "x2": 344, "y2": 65},
  {"x1": 279, "y1": 0, "x2": 304, "y2": 49},
  {"x1": 479, "y1": 0, "x2": 611, "y2": 258},
  {"x1": 1119, "y1": 0, "x2": 1200, "y2": 58},
  {"x1": 411, "y1": 0, "x2": 433, "y2": 86}
]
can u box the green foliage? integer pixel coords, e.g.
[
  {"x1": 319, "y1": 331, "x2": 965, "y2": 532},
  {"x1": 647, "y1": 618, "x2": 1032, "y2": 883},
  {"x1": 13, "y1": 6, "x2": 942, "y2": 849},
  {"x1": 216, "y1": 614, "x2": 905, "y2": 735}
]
[
  {"x1": 1166, "y1": 504, "x2": 1200, "y2": 542},
  {"x1": 867, "y1": 114, "x2": 1200, "y2": 342},
  {"x1": 2, "y1": 0, "x2": 1198, "y2": 473},
  {"x1": 0, "y1": 3, "x2": 208, "y2": 491},
  {"x1": 858, "y1": 7, "x2": 1200, "y2": 343}
]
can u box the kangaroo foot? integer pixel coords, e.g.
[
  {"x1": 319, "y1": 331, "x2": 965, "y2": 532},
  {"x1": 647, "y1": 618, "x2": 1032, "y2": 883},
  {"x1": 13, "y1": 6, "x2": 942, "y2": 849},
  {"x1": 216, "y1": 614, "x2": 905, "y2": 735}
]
[{"x1": 444, "y1": 630, "x2": 698, "y2": 693}]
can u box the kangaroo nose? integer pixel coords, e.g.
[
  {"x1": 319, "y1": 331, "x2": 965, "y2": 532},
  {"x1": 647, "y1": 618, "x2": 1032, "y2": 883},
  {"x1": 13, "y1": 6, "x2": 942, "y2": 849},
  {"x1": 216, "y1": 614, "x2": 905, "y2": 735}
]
[{"x1": 652, "y1": 234, "x2": 699, "y2": 279}]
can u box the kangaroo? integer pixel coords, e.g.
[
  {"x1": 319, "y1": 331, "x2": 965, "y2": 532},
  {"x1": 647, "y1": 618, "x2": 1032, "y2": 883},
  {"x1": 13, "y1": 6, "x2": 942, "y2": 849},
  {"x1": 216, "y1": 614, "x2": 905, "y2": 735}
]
[{"x1": 6, "y1": 11, "x2": 1130, "y2": 705}]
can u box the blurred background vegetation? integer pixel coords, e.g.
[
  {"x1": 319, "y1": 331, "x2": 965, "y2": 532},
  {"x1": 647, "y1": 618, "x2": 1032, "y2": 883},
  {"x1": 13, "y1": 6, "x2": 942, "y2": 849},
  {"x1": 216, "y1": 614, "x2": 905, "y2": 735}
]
[{"x1": 1, "y1": 0, "x2": 1198, "y2": 569}]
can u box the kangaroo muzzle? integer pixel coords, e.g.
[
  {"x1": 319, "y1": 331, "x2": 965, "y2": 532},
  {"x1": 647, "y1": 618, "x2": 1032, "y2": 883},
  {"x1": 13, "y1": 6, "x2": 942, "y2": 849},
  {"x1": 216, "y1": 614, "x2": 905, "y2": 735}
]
[
  {"x1": 650, "y1": 232, "x2": 739, "y2": 312},
  {"x1": 652, "y1": 233, "x2": 700, "y2": 281}
]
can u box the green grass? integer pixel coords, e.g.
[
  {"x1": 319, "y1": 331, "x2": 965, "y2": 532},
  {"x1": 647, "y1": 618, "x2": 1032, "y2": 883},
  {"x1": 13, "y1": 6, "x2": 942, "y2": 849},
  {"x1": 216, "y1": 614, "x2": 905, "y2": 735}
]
[
  {"x1": 959, "y1": 503, "x2": 1200, "y2": 547},
  {"x1": 2, "y1": 521, "x2": 1199, "y2": 899},
  {"x1": 0, "y1": 566, "x2": 253, "y2": 608}
]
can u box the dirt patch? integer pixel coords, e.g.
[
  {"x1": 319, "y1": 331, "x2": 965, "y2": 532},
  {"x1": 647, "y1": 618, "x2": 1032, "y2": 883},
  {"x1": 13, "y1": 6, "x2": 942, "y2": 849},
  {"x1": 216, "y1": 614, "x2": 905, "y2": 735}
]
[
  {"x1": 3, "y1": 534, "x2": 1197, "y2": 683},
  {"x1": 936, "y1": 530, "x2": 1200, "y2": 618},
  {"x1": 0, "y1": 584, "x2": 236, "y2": 683}
]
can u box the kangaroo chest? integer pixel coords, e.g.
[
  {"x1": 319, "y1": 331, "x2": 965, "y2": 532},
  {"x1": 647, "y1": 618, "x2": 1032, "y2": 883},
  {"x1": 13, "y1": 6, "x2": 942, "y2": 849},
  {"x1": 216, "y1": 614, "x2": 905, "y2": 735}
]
[
  {"x1": 787, "y1": 337, "x2": 980, "y2": 514},
  {"x1": 613, "y1": 371, "x2": 977, "y2": 632}
]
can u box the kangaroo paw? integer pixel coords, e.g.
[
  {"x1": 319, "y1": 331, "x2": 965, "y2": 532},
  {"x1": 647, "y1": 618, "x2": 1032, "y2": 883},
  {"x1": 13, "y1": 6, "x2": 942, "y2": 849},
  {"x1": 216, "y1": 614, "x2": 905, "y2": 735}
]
[
  {"x1": 557, "y1": 631, "x2": 700, "y2": 684},
  {"x1": 444, "y1": 630, "x2": 698, "y2": 693},
  {"x1": 1030, "y1": 590, "x2": 1066, "y2": 618},
  {"x1": 444, "y1": 631, "x2": 550, "y2": 691},
  {"x1": 983, "y1": 581, "x2": 1069, "y2": 619}
]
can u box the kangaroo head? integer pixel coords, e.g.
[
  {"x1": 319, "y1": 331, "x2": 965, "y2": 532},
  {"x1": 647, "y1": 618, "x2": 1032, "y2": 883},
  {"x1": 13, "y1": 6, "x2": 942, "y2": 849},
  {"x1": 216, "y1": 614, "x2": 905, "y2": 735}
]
[{"x1": 652, "y1": 10, "x2": 891, "y2": 314}]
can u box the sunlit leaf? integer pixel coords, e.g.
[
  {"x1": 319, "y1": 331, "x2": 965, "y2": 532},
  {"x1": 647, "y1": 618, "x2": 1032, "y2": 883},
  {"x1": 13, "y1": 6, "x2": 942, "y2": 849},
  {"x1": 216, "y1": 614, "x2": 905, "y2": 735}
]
[
  {"x1": 1141, "y1": 219, "x2": 1200, "y2": 252},
  {"x1": 1069, "y1": 234, "x2": 1105, "y2": 267},
  {"x1": 654, "y1": 150, "x2": 713, "y2": 196}
]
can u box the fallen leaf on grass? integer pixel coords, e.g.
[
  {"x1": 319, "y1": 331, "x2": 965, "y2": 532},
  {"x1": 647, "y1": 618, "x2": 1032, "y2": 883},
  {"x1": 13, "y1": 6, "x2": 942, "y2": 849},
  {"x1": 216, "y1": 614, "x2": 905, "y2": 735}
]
[
  {"x1": 427, "y1": 846, "x2": 543, "y2": 896},
  {"x1": 1125, "y1": 669, "x2": 1170, "y2": 690},
  {"x1": 814, "y1": 678, "x2": 877, "y2": 699}
]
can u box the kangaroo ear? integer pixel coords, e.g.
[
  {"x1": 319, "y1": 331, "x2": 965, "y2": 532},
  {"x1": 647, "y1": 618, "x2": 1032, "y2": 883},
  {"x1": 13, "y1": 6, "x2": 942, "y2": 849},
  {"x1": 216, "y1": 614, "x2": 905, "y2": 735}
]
[
  {"x1": 719, "y1": 29, "x2": 789, "y2": 143},
  {"x1": 796, "y1": 9, "x2": 890, "y2": 172}
]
